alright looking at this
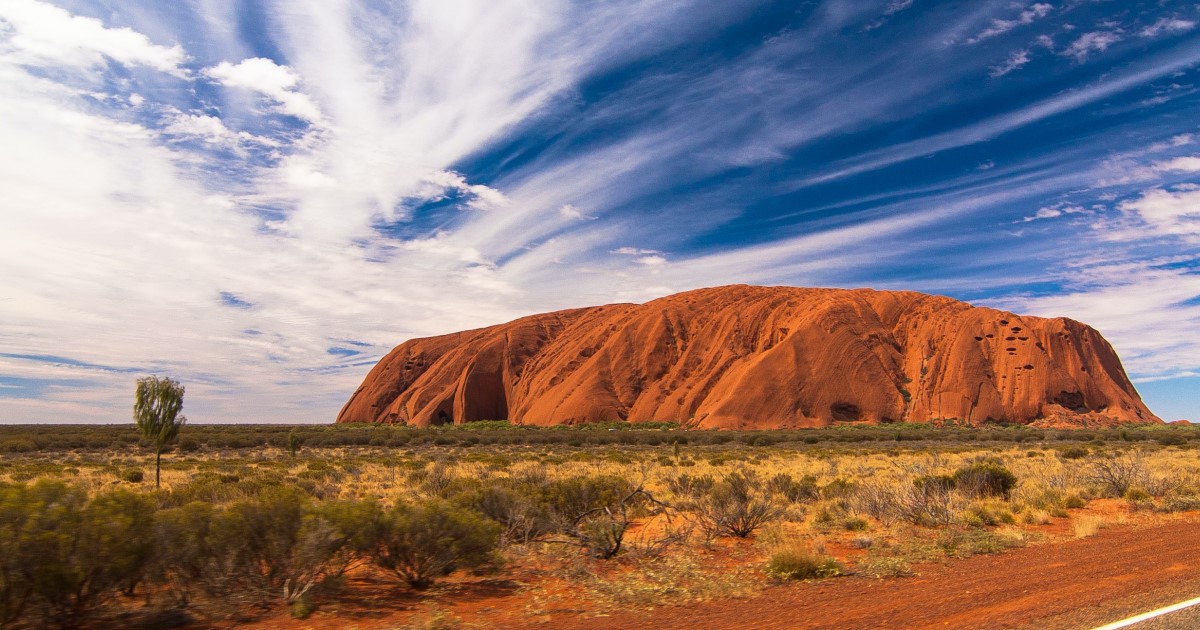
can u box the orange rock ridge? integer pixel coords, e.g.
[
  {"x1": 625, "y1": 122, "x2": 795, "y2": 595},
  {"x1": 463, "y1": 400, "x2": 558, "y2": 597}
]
[{"x1": 337, "y1": 285, "x2": 1159, "y2": 428}]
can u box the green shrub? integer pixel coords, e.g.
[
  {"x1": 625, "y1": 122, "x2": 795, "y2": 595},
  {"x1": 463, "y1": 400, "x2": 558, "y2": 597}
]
[
  {"x1": 820, "y1": 478, "x2": 858, "y2": 499},
  {"x1": 287, "y1": 431, "x2": 302, "y2": 457},
  {"x1": 540, "y1": 475, "x2": 631, "y2": 529},
  {"x1": 0, "y1": 482, "x2": 153, "y2": 627},
  {"x1": 692, "y1": 471, "x2": 783, "y2": 538},
  {"x1": 1157, "y1": 434, "x2": 1187, "y2": 447},
  {"x1": 666, "y1": 473, "x2": 715, "y2": 499},
  {"x1": 952, "y1": 462, "x2": 1017, "y2": 499},
  {"x1": 371, "y1": 499, "x2": 500, "y2": 588},
  {"x1": 0, "y1": 439, "x2": 36, "y2": 453},
  {"x1": 960, "y1": 502, "x2": 1015, "y2": 528},
  {"x1": 765, "y1": 545, "x2": 841, "y2": 580},
  {"x1": 205, "y1": 487, "x2": 306, "y2": 599},
  {"x1": 913, "y1": 474, "x2": 956, "y2": 493},
  {"x1": 203, "y1": 487, "x2": 356, "y2": 605},
  {"x1": 842, "y1": 516, "x2": 869, "y2": 531},
  {"x1": 289, "y1": 596, "x2": 314, "y2": 619},
  {"x1": 0, "y1": 483, "x2": 37, "y2": 626},
  {"x1": 1088, "y1": 453, "x2": 1148, "y2": 498},
  {"x1": 1058, "y1": 446, "x2": 1089, "y2": 460},
  {"x1": 313, "y1": 498, "x2": 382, "y2": 578},
  {"x1": 857, "y1": 556, "x2": 915, "y2": 578},
  {"x1": 152, "y1": 501, "x2": 217, "y2": 606},
  {"x1": 1124, "y1": 488, "x2": 1151, "y2": 503},
  {"x1": 458, "y1": 484, "x2": 552, "y2": 546},
  {"x1": 122, "y1": 469, "x2": 145, "y2": 483},
  {"x1": 1156, "y1": 495, "x2": 1200, "y2": 513},
  {"x1": 766, "y1": 473, "x2": 820, "y2": 503}
]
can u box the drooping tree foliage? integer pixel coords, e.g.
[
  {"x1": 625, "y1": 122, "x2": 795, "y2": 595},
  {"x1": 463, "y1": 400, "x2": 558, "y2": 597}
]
[{"x1": 133, "y1": 376, "x2": 186, "y2": 488}]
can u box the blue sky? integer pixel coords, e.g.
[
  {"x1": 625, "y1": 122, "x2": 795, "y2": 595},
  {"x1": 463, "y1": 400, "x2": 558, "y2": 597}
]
[{"x1": 1, "y1": 0, "x2": 1198, "y2": 423}]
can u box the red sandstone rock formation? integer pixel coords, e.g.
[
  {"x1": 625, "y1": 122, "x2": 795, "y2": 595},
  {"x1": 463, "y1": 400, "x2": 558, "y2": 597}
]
[{"x1": 337, "y1": 285, "x2": 1159, "y2": 428}]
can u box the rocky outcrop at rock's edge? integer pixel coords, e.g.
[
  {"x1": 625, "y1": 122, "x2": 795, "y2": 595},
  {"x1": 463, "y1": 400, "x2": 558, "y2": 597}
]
[{"x1": 337, "y1": 285, "x2": 1160, "y2": 429}]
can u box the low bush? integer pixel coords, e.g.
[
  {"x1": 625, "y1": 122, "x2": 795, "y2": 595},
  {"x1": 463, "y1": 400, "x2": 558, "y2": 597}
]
[
  {"x1": 952, "y1": 462, "x2": 1017, "y2": 499},
  {"x1": 842, "y1": 516, "x2": 870, "y2": 531},
  {"x1": 666, "y1": 473, "x2": 715, "y2": 499},
  {"x1": 0, "y1": 481, "x2": 154, "y2": 627},
  {"x1": 854, "y1": 476, "x2": 956, "y2": 527},
  {"x1": 122, "y1": 468, "x2": 145, "y2": 483},
  {"x1": 1155, "y1": 495, "x2": 1200, "y2": 513},
  {"x1": 765, "y1": 544, "x2": 842, "y2": 580},
  {"x1": 766, "y1": 473, "x2": 820, "y2": 503},
  {"x1": 0, "y1": 439, "x2": 36, "y2": 453},
  {"x1": 937, "y1": 527, "x2": 1025, "y2": 557},
  {"x1": 371, "y1": 499, "x2": 500, "y2": 589},
  {"x1": 152, "y1": 501, "x2": 218, "y2": 606},
  {"x1": 857, "y1": 556, "x2": 915, "y2": 578},
  {"x1": 692, "y1": 471, "x2": 783, "y2": 538},
  {"x1": 960, "y1": 501, "x2": 1016, "y2": 528},
  {"x1": 1088, "y1": 452, "x2": 1148, "y2": 498},
  {"x1": 1063, "y1": 493, "x2": 1087, "y2": 509},
  {"x1": 154, "y1": 488, "x2": 372, "y2": 609},
  {"x1": 1058, "y1": 446, "x2": 1089, "y2": 460},
  {"x1": 458, "y1": 484, "x2": 553, "y2": 545}
]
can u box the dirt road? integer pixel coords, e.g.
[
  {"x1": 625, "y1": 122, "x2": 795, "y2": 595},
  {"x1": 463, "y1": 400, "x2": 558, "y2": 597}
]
[{"x1": 549, "y1": 520, "x2": 1200, "y2": 630}]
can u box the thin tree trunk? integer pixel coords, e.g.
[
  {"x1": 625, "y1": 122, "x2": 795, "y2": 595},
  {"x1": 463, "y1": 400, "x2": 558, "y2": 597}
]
[{"x1": 155, "y1": 448, "x2": 162, "y2": 489}]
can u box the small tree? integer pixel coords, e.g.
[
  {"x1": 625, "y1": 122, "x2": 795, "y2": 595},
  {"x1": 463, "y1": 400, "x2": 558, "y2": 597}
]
[{"x1": 133, "y1": 376, "x2": 187, "y2": 488}]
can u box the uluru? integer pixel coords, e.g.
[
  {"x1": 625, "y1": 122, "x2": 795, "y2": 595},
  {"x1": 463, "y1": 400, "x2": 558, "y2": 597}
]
[{"x1": 338, "y1": 285, "x2": 1159, "y2": 429}]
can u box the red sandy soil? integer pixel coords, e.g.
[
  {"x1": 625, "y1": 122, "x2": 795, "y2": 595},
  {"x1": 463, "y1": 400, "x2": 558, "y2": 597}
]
[
  {"x1": 553, "y1": 519, "x2": 1200, "y2": 630},
  {"x1": 198, "y1": 507, "x2": 1200, "y2": 630}
]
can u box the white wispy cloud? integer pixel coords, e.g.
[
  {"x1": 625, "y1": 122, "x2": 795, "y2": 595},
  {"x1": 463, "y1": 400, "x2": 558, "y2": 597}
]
[
  {"x1": 1062, "y1": 31, "x2": 1122, "y2": 62},
  {"x1": 611, "y1": 247, "x2": 662, "y2": 256},
  {"x1": 990, "y1": 49, "x2": 1030, "y2": 77},
  {"x1": 558, "y1": 204, "x2": 596, "y2": 220},
  {"x1": 1151, "y1": 155, "x2": 1200, "y2": 173},
  {"x1": 1115, "y1": 187, "x2": 1200, "y2": 242},
  {"x1": 162, "y1": 111, "x2": 278, "y2": 149},
  {"x1": 1140, "y1": 18, "x2": 1196, "y2": 38},
  {"x1": 0, "y1": 0, "x2": 186, "y2": 75},
  {"x1": 1016, "y1": 202, "x2": 1086, "y2": 222},
  {"x1": 204, "y1": 57, "x2": 323, "y2": 124},
  {"x1": 418, "y1": 170, "x2": 509, "y2": 211},
  {"x1": 804, "y1": 43, "x2": 1200, "y2": 187},
  {"x1": 864, "y1": 0, "x2": 916, "y2": 31},
  {"x1": 1096, "y1": 144, "x2": 1200, "y2": 186},
  {"x1": 966, "y1": 3, "x2": 1053, "y2": 44},
  {"x1": 986, "y1": 261, "x2": 1200, "y2": 380},
  {"x1": 0, "y1": 0, "x2": 725, "y2": 421},
  {"x1": 2, "y1": 0, "x2": 1198, "y2": 423}
]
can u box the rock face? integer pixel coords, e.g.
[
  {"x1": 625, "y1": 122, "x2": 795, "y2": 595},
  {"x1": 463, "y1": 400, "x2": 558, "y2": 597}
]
[{"x1": 337, "y1": 285, "x2": 1159, "y2": 428}]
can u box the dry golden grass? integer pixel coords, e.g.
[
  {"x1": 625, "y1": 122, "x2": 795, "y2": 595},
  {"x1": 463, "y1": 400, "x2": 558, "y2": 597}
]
[
  {"x1": 2, "y1": 426, "x2": 1200, "y2": 630},
  {"x1": 1074, "y1": 515, "x2": 1108, "y2": 538},
  {"x1": 2, "y1": 439, "x2": 1199, "y2": 605}
]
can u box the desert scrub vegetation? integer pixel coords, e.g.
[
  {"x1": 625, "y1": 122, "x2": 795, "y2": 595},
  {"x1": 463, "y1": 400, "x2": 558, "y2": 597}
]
[
  {"x1": 2, "y1": 421, "x2": 1198, "y2": 454},
  {"x1": 0, "y1": 426, "x2": 1197, "y2": 625},
  {"x1": 765, "y1": 542, "x2": 843, "y2": 580}
]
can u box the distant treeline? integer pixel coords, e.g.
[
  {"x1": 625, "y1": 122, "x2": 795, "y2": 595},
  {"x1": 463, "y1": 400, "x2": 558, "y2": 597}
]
[{"x1": 0, "y1": 421, "x2": 1195, "y2": 453}]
